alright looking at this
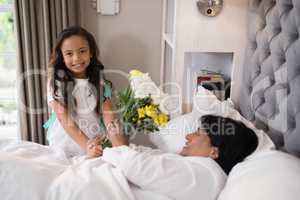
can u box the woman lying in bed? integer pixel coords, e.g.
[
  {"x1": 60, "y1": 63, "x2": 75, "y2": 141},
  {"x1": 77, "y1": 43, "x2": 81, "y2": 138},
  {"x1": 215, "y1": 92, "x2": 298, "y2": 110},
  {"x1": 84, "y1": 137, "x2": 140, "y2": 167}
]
[
  {"x1": 102, "y1": 114, "x2": 258, "y2": 200},
  {"x1": 0, "y1": 114, "x2": 257, "y2": 200}
]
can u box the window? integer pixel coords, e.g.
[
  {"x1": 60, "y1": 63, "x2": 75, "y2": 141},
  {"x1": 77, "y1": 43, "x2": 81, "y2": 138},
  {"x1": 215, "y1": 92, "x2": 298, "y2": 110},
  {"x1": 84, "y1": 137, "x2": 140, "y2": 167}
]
[{"x1": 0, "y1": 0, "x2": 18, "y2": 139}]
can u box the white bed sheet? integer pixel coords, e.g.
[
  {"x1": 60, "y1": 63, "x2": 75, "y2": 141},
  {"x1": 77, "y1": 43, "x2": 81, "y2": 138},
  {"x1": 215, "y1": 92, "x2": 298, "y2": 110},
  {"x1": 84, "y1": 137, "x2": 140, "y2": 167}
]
[
  {"x1": 0, "y1": 139, "x2": 226, "y2": 200},
  {"x1": 0, "y1": 139, "x2": 169, "y2": 200}
]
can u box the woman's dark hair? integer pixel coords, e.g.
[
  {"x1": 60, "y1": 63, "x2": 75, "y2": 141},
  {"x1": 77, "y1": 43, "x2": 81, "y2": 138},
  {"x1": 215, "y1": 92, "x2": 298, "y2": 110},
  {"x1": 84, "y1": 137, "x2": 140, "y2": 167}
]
[
  {"x1": 48, "y1": 26, "x2": 105, "y2": 115},
  {"x1": 200, "y1": 115, "x2": 258, "y2": 174}
]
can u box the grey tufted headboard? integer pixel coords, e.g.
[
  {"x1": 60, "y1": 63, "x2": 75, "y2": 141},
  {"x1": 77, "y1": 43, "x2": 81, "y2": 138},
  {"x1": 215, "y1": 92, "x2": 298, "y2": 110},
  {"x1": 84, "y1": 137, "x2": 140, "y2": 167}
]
[{"x1": 239, "y1": 0, "x2": 300, "y2": 157}]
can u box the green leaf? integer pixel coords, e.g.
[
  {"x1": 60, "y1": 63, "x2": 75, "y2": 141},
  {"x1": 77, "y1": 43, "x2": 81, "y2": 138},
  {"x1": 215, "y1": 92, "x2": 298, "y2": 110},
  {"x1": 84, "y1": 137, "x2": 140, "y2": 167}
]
[
  {"x1": 101, "y1": 137, "x2": 112, "y2": 149},
  {"x1": 116, "y1": 87, "x2": 162, "y2": 135}
]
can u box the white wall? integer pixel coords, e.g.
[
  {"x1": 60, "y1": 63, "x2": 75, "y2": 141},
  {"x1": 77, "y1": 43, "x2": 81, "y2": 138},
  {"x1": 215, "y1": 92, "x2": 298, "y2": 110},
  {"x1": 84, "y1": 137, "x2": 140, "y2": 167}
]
[
  {"x1": 174, "y1": 0, "x2": 249, "y2": 106},
  {"x1": 79, "y1": 0, "x2": 249, "y2": 106},
  {"x1": 78, "y1": 1, "x2": 99, "y2": 39},
  {"x1": 79, "y1": 0, "x2": 163, "y2": 91}
]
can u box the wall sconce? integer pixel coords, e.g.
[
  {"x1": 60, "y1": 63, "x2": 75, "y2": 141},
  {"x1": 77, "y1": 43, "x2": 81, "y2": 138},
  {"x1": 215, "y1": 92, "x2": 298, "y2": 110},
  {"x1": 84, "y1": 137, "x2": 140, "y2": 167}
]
[
  {"x1": 197, "y1": 0, "x2": 223, "y2": 17},
  {"x1": 91, "y1": 0, "x2": 120, "y2": 15},
  {"x1": 97, "y1": 0, "x2": 120, "y2": 15}
]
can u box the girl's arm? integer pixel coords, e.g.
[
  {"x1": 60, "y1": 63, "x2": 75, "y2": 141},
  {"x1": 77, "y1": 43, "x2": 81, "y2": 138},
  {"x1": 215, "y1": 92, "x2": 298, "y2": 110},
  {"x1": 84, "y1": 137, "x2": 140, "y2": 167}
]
[
  {"x1": 49, "y1": 100, "x2": 89, "y2": 150},
  {"x1": 47, "y1": 79, "x2": 101, "y2": 157},
  {"x1": 102, "y1": 99, "x2": 116, "y2": 130}
]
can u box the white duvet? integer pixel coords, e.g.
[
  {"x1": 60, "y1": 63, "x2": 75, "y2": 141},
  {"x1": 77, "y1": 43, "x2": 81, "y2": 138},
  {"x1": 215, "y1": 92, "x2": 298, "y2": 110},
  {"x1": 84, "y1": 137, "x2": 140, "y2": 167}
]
[
  {"x1": 0, "y1": 139, "x2": 137, "y2": 200},
  {"x1": 0, "y1": 139, "x2": 225, "y2": 200}
]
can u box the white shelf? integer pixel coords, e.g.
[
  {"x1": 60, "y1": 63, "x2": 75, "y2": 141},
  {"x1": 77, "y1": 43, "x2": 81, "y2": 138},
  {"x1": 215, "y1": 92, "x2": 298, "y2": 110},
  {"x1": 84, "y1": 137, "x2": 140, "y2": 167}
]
[
  {"x1": 183, "y1": 52, "x2": 234, "y2": 111},
  {"x1": 160, "y1": 0, "x2": 176, "y2": 86},
  {"x1": 164, "y1": 0, "x2": 176, "y2": 36},
  {"x1": 160, "y1": 0, "x2": 249, "y2": 115},
  {"x1": 186, "y1": 52, "x2": 234, "y2": 79},
  {"x1": 160, "y1": 0, "x2": 179, "y2": 117},
  {"x1": 162, "y1": 42, "x2": 174, "y2": 89},
  {"x1": 163, "y1": 33, "x2": 174, "y2": 49}
]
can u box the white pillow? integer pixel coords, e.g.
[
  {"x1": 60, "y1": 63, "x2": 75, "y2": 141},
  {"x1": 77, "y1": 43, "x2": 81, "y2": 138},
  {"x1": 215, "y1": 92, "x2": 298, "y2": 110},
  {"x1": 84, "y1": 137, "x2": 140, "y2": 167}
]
[
  {"x1": 132, "y1": 86, "x2": 274, "y2": 154},
  {"x1": 130, "y1": 112, "x2": 199, "y2": 153},
  {"x1": 148, "y1": 112, "x2": 199, "y2": 153},
  {"x1": 218, "y1": 150, "x2": 300, "y2": 200},
  {"x1": 192, "y1": 86, "x2": 275, "y2": 155}
]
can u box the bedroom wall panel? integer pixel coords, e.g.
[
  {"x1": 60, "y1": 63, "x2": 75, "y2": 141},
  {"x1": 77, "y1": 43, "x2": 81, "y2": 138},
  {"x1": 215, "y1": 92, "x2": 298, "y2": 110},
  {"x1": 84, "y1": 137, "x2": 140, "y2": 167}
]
[
  {"x1": 79, "y1": 0, "x2": 163, "y2": 91},
  {"x1": 239, "y1": 0, "x2": 300, "y2": 157}
]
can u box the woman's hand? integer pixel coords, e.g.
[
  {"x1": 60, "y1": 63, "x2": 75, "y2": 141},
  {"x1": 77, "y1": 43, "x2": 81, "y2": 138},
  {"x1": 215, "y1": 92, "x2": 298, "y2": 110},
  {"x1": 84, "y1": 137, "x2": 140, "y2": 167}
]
[{"x1": 86, "y1": 137, "x2": 103, "y2": 157}]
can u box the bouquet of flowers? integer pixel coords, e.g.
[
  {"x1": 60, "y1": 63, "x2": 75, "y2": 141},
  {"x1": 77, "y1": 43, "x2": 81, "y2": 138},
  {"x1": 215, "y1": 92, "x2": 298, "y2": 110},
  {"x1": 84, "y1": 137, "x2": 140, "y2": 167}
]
[{"x1": 117, "y1": 70, "x2": 172, "y2": 135}]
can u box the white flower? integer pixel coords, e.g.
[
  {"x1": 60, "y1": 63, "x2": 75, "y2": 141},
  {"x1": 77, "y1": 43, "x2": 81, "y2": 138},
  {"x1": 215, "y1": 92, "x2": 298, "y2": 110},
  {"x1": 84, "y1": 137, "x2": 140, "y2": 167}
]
[
  {"x1": 159, "y1": 95, "x2": 176, "y2": 115},
  {"x1": 129, "y1": 70, "x2": 173, "y2": 115},
  {"x1": 130, "y1": 72, "x2": 160, "y2": 99}
]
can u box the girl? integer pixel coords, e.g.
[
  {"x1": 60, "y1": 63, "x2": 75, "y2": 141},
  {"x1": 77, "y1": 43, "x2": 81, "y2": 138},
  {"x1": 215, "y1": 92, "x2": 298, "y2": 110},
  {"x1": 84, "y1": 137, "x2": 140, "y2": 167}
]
[{"x1": 44, "y1": 26, "x2": 115, "y2": 158}]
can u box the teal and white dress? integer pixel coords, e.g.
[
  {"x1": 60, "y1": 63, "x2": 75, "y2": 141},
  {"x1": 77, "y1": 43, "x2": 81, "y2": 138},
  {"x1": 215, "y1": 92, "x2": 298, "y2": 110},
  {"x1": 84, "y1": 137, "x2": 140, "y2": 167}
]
[{"x1": 44, "y1": 78, "x2": 112, "y2": 157}]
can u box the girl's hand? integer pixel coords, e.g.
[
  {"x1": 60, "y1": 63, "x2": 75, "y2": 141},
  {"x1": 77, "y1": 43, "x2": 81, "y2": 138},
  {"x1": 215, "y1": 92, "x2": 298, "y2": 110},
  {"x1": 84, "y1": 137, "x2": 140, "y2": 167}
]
[{"x1": 86, "y1": 137, "x2": 103, "y2": 157}]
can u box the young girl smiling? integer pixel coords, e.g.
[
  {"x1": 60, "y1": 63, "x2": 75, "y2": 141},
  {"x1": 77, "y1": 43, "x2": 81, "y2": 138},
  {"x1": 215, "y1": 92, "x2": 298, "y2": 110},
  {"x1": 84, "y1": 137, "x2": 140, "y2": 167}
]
[{"x1": 45, "y1": 26, "x2": 115, "y2": 158}]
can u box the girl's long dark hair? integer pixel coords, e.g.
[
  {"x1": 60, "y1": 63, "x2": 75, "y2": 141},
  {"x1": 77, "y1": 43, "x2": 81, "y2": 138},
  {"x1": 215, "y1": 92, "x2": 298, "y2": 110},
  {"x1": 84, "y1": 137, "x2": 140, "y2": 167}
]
[{"x1": 48, "y1": 26, "x2": 104, "y2": 115}]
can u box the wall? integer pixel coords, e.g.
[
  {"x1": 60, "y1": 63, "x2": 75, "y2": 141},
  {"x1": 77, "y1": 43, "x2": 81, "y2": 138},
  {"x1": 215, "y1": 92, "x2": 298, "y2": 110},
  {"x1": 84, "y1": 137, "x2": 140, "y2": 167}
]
[
  {"x1": 79, "y1": 0, "x2": 249, "y2": 106},
  {"x1": 174, "y1": 0, "x2": 249, "y2": 107},
  {"x1": 79, "y1": 0, "x2": 163, "y2": 91},
  {"x1": 78, "y1": 1, "x2": 99, "y2": 39}
]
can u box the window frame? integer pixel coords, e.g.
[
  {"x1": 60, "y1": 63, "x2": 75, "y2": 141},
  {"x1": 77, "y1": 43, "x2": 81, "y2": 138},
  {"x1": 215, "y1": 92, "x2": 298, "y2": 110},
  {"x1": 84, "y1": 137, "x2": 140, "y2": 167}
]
[{"x1": 0, "y1": 1, "x2": 19, "y2": 140}]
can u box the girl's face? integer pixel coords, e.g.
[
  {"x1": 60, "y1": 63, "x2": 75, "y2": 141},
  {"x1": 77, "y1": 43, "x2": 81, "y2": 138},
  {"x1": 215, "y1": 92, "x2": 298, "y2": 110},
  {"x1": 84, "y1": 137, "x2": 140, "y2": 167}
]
[
  {"x1": 180, "y1": 129, "x2": 219, "y2": 159},
  {"x1": 61, "y1": 35, "x2": 92, "y2": 78}
]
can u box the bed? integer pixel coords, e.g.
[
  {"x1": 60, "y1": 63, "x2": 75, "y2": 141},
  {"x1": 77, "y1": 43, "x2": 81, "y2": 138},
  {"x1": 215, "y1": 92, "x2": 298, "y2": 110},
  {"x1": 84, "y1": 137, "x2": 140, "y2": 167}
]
[
  {"x1": 219, "y1": 0, "x2": 300, "y2": 199},
  {"x1": 1, "y1": 0, "x2": 300, "y2": 199},
  {"x1": 239, "y1": 0, "x2": 300, "y2": 157}
]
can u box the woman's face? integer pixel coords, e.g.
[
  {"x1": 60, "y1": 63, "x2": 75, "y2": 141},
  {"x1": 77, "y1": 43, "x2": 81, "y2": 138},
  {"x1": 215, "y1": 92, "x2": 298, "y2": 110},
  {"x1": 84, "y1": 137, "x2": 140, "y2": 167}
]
[
  {"x1": 61, "y1": 35, "x2": 92, "y2": 78},
  {"x1": 180, "y1": 129, "x2": 218, "y2": 159}
]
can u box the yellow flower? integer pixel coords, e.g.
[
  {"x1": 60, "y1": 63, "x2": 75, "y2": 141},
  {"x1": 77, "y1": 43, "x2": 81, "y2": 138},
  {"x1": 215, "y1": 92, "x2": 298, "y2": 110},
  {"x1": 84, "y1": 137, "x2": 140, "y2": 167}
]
[
  {"x1": 153, "y1": 114, "x2": 168, "y2": 126},
  {"x1": 153, "y1": 115, "x2": 160, "y2": 126},
  {"x1": 129, "y1": 70, "x2": 144, "y2": 78},
  {"x1": 137, "y1": 108, "x2": 146, "y2": 119},
  {"x1": 158, "y1": 114, "x2": 169, "y2": 126},
  {"x1": 145, "y1": 105, "x2": 157, "y2": 118}
]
